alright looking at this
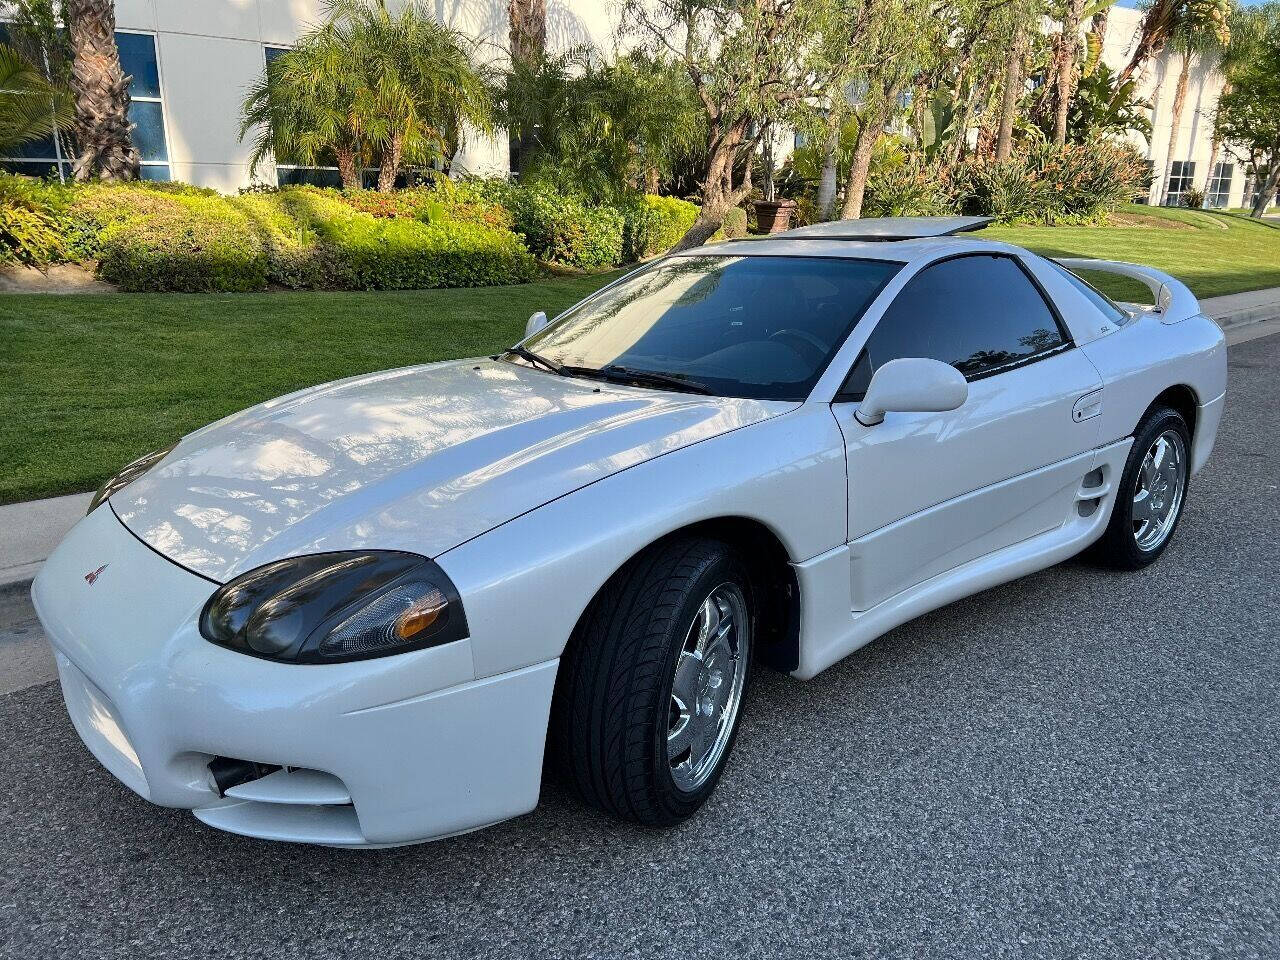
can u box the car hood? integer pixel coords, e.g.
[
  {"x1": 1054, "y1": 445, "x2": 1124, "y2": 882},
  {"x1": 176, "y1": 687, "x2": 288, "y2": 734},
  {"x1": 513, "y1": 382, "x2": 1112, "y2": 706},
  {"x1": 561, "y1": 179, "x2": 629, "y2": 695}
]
[{"x1": 112, "y1": 359, "x2": 793, "y2": 582}]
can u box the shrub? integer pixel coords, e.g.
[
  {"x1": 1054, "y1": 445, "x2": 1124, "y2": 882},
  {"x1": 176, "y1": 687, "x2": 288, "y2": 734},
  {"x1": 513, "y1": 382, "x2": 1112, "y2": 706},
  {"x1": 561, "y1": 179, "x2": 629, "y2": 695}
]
[
  {"x1": 715, "y1": 206, "x2": 748, "y2": 240},
  {"x1": 98, "y1": 203, "x2": 268, "y2": 293},
  {"x1": 469, "y1": 180, "x2": 625, "y2": 269},
  {"x1": 1025, "y1": 139, "x2": 1146, "y2": 220},
  {"x1": 316, "y1": 215, "x2": 536, "y2": 289},
  {"x1": 1180, "y1": 188, "x2": 1206, "y2": 209},
  {"x1": 957, "y1": 157, "x2": 1056, "y2": 222},
  {"x1": 956, "y1": 140, "x2": 1146, "y2": 224},
  {"x1": 63, "y1": 181, "x2": 535, "y2": 292},
  {"x1": 863, "y1": 161, "x2": 951, "y2": 217},
  {"x1": 246, "y1": 187, "x2": 535, "y2": 290},
  {"x1": 628, "y1": 194, "x2": 698, "y2": 258},
  {"x1": 0, "y1": 173, "x2": 69, "y2": 267}
]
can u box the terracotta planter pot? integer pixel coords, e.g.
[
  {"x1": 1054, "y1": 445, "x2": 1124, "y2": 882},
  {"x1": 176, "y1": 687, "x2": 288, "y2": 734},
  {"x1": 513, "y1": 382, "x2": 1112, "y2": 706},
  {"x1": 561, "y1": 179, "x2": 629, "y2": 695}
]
[{"x1": 753, "y1": 199, "x2": 797, "y2": 234}]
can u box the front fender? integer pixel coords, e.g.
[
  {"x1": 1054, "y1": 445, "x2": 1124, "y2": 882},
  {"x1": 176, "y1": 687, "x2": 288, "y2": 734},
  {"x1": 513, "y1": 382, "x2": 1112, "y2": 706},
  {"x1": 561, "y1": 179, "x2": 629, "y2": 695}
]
[{"x1": 434, "y1": 403, "x2": 847, "y2": 680}]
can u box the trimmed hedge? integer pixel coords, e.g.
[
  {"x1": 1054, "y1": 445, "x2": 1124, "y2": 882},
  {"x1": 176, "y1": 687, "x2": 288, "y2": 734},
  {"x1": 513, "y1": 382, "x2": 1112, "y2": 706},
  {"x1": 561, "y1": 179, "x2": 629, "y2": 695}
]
[
  {"x1": 63, "y1": 182, "x2": 536, "y2": 292},
  {"x1": 628, "y1": 194, "x2": 699, "y2": 259},
  {"x1": 463, "y1": 180, "x2": 626, "y2": 269},
  {"x1": 0, "y1": 175, "x2": 723, "y2": 291}
]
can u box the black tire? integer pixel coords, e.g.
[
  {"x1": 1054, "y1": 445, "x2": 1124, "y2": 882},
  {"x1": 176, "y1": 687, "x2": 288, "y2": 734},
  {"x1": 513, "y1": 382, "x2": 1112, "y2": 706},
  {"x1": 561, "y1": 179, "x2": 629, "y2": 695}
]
[
  {"x1": 1089, "y1": 405, "x2": 1192, "y2": 569},
  {"x1": 549, "y1": 536, "x2": 754, "y2": 827}
]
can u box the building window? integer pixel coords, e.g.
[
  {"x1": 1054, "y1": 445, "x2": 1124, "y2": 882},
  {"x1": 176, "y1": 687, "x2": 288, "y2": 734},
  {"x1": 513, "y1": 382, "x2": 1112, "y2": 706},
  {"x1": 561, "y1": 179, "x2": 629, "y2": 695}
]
[
  {"x1": 0, "y1": 28, "x2": 170, "y2": 181},
  {"x1": 264, "y1": 44, "x2": 342, "y2": 188},
  {"x1": 118, "y1": 31, "x2": 170, "y2": 180},
  {"x1": 1164, "y1": 160, "x2": 1196, "y2": 206},
  {"x1": 1205, "y1": 162, "x2": 1233, "y2": 209}
]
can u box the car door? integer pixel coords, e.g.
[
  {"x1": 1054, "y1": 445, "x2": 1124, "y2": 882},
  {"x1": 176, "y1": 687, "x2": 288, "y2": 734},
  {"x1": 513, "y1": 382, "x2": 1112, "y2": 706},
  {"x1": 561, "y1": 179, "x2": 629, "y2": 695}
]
[{"x1": 829, "y1": 253, "x2": 1104, "y2": 611}]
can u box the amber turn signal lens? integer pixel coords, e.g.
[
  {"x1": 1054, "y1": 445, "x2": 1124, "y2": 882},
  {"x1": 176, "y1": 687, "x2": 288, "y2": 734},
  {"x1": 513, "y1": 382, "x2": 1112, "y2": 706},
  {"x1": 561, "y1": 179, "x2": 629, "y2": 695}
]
[{"x1": 393, "y1": 588, "x2": 448, "y2": 640}]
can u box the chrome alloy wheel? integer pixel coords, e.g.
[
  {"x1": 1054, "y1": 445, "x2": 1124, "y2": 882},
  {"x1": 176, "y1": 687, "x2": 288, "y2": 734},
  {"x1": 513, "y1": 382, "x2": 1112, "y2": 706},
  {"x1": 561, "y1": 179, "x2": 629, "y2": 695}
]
[
  {"x1": 1133, "y1": 428, "x2": 1187, "y2": 552},
  {"x1": 667, "y1": 582, "x2": 750, "y2": 793}
]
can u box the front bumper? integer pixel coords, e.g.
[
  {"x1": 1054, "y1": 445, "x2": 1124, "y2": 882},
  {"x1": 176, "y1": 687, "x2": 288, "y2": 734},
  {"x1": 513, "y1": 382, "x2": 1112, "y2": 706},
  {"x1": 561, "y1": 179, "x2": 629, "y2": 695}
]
[{"x1": 32, "y1": 505, "x2": 557, "y2": 847}]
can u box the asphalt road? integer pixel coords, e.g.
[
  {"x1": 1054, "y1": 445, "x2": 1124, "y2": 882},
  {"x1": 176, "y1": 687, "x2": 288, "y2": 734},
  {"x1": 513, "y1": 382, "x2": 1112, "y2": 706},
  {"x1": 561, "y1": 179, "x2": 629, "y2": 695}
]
[{"x1": 2, "y1": 333, "x2": 1278, "y2": 960}]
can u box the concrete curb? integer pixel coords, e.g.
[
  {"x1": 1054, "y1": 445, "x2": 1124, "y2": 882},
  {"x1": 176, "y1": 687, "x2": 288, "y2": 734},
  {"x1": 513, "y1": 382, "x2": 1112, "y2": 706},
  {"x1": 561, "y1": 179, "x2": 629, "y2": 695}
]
[
  {"x1": 0, "y1": 492, "x2": 93, "y2": 593},
  {"x1": 2, "y1": 288, "x2": 1278, "y2": 596}
]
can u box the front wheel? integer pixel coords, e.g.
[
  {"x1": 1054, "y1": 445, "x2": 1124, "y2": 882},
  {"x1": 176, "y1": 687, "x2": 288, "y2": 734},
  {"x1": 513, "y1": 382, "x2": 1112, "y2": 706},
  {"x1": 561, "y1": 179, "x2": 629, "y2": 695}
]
[
  {"x1": 1089, "y1": 405, "x2": 1191, "y2": 569},
  {"x1": 549, "y1": 537, "x2": 753, "y2": 826}
]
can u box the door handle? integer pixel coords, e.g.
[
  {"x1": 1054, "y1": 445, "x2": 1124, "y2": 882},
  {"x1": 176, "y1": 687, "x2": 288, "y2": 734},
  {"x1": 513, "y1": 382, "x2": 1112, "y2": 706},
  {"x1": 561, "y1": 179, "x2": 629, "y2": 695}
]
[{"x1": 1072, "y1": 390, "x2": 1103, "y2": 423}]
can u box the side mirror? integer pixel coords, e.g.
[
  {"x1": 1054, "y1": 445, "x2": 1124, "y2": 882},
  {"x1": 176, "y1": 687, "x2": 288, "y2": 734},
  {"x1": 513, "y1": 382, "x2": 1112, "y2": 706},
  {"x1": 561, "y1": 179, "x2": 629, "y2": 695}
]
[
  {"x1": 525, "y1": 311, "x2": 549, "y2": 337},
  {"x1": 854, "y1": 357, "x2": 967, "y2": 427}
]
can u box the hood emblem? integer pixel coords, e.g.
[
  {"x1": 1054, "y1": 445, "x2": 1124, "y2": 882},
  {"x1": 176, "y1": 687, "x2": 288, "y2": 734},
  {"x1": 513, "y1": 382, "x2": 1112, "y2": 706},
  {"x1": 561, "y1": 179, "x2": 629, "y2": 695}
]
[{"x1": 84, "y1": 564, "x2": 108, "y2": 585}]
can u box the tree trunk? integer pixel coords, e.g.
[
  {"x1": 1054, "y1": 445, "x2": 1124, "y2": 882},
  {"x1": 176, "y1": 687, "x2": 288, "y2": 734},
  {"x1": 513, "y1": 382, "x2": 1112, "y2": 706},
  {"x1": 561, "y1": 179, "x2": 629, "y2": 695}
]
[
  {"x1": 948, "y1": 82, "x2": 981, "y2": 168},
  {"x1": 675, "y1": 196, "x2": 734, "y2": 251},
  {"x1": 378, "y1": 133, "x2": 402, "y2": 193},
  {"x1": 1159, "y1": 55, "x2": 1190, "y2": 206},
  {"x1": 1202, "y1": 139, "x2": 1220, "y2": 209},
  {"x1": 672, "y1": 127, "x2": 750, "y2": 252},
  {"x1": 839, "y1": 112, "x2": 886, "y2": 220},
  {"x1": 1250, "y1": 157, "x2": 1280, "y2": 217},
  {"x1": 1054, "y1": 0, "x2": 1086, "y2": 144},
  {"x1": 1117, "y1": 0, "x2": 1175, "y2": 86},
  {"x1": 1201, "y1": 80, "x2": 1231, "y2": 208},
  {"x1": 816, "y1": 126, "x2": 839, "y2": 220},
  {"x1": 508, "y1": 0, "x2": 546, "y2": 63},
  {"x1": 337, "y1": 145, "x2": 359, "y2": 190},
  {"x1": 65, "y1": 0, "x2": 138, "y2": 181},
  {"x1": 1090, "y1": 7, "x2": 1109, "y2": 47},
  {"x1": 507, "y1": 0, "x2": 546, "y2": 175},
  {"x1": 996, "y1": 24, "x2": 1025, "y2": 161}
]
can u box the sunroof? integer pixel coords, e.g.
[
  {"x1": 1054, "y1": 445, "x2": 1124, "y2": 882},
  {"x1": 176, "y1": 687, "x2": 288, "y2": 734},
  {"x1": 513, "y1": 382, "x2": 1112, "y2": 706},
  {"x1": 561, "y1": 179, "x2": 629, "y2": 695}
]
[{"x1": 774, "y1": 216, "x2": 995, "y2": 241}]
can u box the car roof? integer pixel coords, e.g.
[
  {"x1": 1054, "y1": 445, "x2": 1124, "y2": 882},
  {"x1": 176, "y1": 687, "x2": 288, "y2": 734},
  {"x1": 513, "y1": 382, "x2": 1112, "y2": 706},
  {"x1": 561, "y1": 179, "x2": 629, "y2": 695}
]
[
  {"x1": 774, "y1": 215, "x2": 994, "y2": 240},
  {"x1": 673, "y1": 233, "x2": 1031, "y2": 264}
]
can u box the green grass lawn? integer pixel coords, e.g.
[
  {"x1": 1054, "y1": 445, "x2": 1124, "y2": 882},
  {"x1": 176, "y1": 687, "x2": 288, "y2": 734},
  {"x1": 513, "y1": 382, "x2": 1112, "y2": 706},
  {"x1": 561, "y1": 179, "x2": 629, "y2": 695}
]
[
  {"x1": 0, "y1": 273, "x2": 620, "y2": 504},
  {"x1": 3, "y1": 202, "x2": 1279, "y2": 505},
  {"x1": 989, "y1": 204, "x2": 1280, "y2": 301}
]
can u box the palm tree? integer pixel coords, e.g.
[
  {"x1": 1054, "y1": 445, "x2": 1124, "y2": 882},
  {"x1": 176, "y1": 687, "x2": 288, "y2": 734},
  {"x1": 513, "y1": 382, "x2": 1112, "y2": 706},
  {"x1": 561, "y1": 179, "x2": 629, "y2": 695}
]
[
  {"x1": 1200, "y1": 4, "x2": 1265, "y2": 206},
  {"x1": 241, "y1": 41, "x2": 363, "y2": 188},
  {"x1": 1047, "y1": 0, "x2": 1121, "y2": 145},
  {"x1": 506, "y1": 0, "x2": 546, "y2": 174},
  {"x1": 64, "y1": 0, "x2": 138, "y2": 180},
  {"x1": 241, "y1": 0, "x2": 493, "y2": 193},
  {"x1": 0, "y1": 42, "x2": 73, "y2": 155},
  {"x1": 1119, "y1": 0, "x2": 1230, "y2": 85},
  {"x1": 329, "y1": 0, "x2": 494, "y2": 191},
  {"x1": 508, "y1": 0, "x2": 546, "y2": 64},
  {"x1": 1156, "y1": 0, "x2": 1233, "y2": 205}
]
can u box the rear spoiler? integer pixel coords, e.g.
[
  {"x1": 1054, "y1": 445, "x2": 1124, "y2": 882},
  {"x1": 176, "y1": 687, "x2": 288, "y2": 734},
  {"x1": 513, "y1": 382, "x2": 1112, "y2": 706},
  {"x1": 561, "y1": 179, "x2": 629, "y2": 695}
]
[{"x1": 1055, "y1": 258, "x2": 1200, "y2": 325}]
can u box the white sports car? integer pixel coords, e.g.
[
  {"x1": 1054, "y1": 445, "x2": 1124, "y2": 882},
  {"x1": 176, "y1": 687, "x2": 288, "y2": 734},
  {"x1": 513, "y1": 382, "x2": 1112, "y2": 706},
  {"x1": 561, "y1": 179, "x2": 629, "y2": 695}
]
[{"x1": 33, "y1": 216, "x2": 1226, "y2": 847}]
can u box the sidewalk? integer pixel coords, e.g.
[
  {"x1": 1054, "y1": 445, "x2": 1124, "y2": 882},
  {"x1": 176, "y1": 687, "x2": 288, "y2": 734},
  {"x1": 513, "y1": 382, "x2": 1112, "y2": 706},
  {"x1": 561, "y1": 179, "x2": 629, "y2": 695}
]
[
  {"x1": 1201, "y1": 287, "x2": 1280, "y2": 331},
  {"x1": 2, "y1": 286, "x2": 1279, "y2": 594},
  {"x1": 0, "y1": 492, "x2": 92, "y2": 590}
]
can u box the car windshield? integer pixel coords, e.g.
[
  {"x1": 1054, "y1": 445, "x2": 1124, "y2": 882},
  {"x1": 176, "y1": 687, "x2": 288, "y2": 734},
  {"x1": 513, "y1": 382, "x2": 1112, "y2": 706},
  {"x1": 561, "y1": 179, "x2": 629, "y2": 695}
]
[{"x1": 520, "y1": 255, "x2": 902, "y2": 401}]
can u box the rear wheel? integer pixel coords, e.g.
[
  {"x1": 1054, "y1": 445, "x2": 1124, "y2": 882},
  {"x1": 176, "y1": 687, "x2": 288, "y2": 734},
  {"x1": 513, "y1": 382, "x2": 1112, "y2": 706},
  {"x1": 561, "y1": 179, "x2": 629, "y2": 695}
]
[
  {"x1": 550, "y1": 537, "x2": 753, "y2": 826},
  {"x1": 1090, "y1": 406, "x2": 1191, "y2": 569}
]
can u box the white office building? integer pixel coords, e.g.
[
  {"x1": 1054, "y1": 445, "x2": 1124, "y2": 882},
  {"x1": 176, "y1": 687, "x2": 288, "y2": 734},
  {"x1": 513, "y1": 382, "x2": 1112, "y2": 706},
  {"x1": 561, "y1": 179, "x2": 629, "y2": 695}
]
[
  {"x1": 1099, "y1": 5, "x2": 1251, "y2": 209},
  {"x1": 0, "y1": 1, "x2": 1265, "y2": 209}
]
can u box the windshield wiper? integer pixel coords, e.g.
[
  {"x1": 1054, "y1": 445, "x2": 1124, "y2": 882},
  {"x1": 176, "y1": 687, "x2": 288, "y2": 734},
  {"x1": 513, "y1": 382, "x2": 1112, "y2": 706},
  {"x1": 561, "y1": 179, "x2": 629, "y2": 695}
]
[
  {"x1": 502, "y1": 344, "x2": 563, "y2": 375},
  {"x1": 562, "y1": 364, "x2": 714, "y2": 396}
]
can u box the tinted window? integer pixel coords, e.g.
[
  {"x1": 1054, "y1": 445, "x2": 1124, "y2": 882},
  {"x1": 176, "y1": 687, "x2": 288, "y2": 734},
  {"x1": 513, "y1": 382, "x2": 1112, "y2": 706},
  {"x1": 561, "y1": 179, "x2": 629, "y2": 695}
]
[
  {"x1": 841, "y1": 255, "x2": 1065, "y2": 397},
  {"x1": 129, "y1": 100, "x2": 168, "y2": 161},
  {"x1": 117, "y1": 31, "x2": 161, "y2": 98},
  {"x1": 1047, "y1": 260, "x2": 1128, "y2": 325},
  {"x1": 523, "y1": 255, "x2": 901, "y2": 400}
]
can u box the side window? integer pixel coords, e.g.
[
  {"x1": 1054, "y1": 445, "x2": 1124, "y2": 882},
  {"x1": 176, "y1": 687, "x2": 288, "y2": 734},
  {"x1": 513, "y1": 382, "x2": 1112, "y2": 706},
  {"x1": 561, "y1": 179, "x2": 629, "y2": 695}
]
[{"x1": 840, "y1": 255, "x2": 1066, "y2": 398}]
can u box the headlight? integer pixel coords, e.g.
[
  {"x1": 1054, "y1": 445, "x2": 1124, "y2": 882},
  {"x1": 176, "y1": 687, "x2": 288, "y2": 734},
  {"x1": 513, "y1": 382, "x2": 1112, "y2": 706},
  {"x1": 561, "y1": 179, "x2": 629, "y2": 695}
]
[
  {"x1": 88, "y1": 442, "x2": 177, "y2": 514},
  {"x1": 199, "y1": 551, "x2": 468, "y2": 663}
]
